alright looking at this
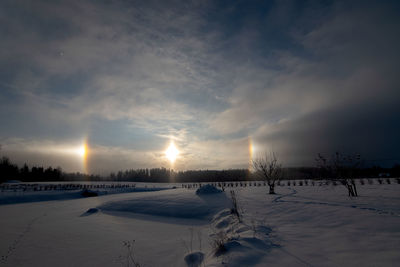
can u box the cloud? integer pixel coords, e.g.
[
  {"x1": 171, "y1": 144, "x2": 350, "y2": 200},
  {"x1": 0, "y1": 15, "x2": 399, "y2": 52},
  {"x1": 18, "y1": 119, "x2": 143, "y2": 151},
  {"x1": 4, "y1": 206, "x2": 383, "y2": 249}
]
[
  {"x1": 1, "y1": 1, "x2": 219, "y2": 132},
  {"x1": 0, "y1": 0, "x2": 399, "y2": 172},
  {"x1": 209, "y1": 1, "x2": 400, "y2": 166},
  {"x1": 253, "y1": 97, "x2": 400, "y2": 167}
]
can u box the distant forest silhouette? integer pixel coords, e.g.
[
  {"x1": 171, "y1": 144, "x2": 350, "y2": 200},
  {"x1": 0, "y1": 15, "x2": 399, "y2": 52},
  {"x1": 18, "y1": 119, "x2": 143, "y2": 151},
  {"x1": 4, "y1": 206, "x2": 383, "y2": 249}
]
[{"x1": 1, "y1": 156, "x2": 399, "y2": 183}]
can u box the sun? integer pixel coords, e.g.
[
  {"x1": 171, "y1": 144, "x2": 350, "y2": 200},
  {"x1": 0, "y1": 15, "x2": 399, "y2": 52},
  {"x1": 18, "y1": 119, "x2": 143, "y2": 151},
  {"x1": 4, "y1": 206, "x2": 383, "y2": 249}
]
[
  {"x1": 165, "y1": 141, "x2": 179, "y2": 163},
  {"x1": 77, "y1": 143, "x2": 87, "y2": 158}
]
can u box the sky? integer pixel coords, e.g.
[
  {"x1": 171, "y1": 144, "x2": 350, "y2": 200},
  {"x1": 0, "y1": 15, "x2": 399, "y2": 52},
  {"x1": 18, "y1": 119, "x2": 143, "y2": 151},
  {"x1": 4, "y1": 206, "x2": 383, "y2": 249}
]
[{"x1": 1, "y1": 0, "x2": 400, "y2": 174}]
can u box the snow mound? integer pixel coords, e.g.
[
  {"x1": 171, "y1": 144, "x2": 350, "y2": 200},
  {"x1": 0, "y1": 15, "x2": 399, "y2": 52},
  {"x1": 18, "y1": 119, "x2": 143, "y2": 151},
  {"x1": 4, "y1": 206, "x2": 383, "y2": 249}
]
[
  {"x1": 223, "y1": 240, "x2": 243, "y2": 251},
  {"x1": 208, "y1": 208, "x2": 277, "y2": 266},
  {"x1": 99, "y1": 189, "x2": 230, "y2": 222},
  {"x1": 80, "y1": 208, "x2": 99, "y2": 217},
  {"x1": 0, "y1": 187, "x2": 168, "y2": 205},
  {"x1": 214, "y1": 214, "x2": 235, "y2": 229},
  {"x1": 184, "y1": 251, "x2": 204, "y2": 267},
  {"x1": 3, "y1": 180, "x2": 22, "y2": 184},
  {"x1": 196, "y1": 184, "x2": 222, "y2": 195},
  {"x1": 81, "y1": 189, "x2": 98, "y2": 197},
  {"x1": 0, "y1": 191, "x2": 83, "y2": 205}
]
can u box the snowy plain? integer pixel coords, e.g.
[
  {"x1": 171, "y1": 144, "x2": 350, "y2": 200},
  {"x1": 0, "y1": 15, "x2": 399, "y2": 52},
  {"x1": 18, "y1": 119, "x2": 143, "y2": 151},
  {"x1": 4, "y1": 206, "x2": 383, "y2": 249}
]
[{"x1": 0, "y1": 181, "x2": 399, "y2": 266}]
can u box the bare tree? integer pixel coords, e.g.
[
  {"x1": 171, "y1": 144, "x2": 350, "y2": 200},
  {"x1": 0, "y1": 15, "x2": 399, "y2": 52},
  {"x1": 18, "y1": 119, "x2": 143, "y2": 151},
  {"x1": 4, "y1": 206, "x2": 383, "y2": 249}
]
[
  {"x1": 316, "y1": 152, "x2": 361, "y2": 197},
  {"x1": 252, "y1": 152, "x2": 282, "y2": 194}
]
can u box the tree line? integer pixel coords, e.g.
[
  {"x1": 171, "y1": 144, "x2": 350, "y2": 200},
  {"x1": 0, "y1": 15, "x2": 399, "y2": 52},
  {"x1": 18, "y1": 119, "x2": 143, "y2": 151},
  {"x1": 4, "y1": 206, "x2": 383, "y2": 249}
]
[
  {"x1": 109, "y1": 168, "x2": 251, "y2": 183},
  {"x1": 1, "y1": 155, "x2": 399, "y2": 183},
  {"x1": 0, "y1": 156, "x2": 102, "y2": 183},
  {"x1": 0, "y1": 157, "x2": 62, "y2": 183}
]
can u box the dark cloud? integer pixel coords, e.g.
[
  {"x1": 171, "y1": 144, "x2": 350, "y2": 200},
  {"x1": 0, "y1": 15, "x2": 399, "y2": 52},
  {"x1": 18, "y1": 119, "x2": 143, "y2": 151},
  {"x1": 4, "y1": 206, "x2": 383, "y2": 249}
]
[{"x1": 255, "y1": 97, "x2": 400, "y2": 166}]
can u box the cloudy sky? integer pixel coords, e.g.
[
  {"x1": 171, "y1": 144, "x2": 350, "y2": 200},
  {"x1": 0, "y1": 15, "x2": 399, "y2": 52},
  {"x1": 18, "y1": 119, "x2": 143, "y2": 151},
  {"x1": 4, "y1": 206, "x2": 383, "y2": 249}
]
[{"x1": 1, "y1": 0, "x2": 399, "y2": 174}]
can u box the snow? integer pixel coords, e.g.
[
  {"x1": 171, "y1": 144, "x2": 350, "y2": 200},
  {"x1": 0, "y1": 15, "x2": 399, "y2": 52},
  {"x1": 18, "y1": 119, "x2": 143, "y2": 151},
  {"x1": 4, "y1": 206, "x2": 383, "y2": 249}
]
[
  {"x1": 184, "y1": 251, "x2": 204, "y2": 267},
  {"x1": 196, "y1": 184, "x2": 222, "y2": 195},
  {"x1": 0, "y1": 181, "x2": 399, "y2": 266},
  {"x1": 3, "y1": 180, "x2": 22, "y2": 184},
  {"x1": 99, "y1": 189, "x2": 230, "y2": 222},
  {"x1": 0, "y1": 183, "x2": 168, "y2": 205},
  {"x1": 81, "y1": 208, "x2": 99, "y2": 216}
]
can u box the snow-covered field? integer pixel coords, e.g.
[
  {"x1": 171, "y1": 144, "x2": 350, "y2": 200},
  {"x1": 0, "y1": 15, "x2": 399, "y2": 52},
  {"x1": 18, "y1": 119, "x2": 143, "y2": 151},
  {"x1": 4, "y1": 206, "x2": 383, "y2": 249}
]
[{"x1": 0, "y1": 181, "x2": 399, "y2": 266}]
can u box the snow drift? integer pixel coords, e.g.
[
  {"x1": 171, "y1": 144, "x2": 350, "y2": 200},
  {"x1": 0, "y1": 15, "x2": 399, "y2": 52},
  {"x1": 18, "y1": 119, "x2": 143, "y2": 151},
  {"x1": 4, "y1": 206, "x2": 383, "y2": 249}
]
[
  {"x1": 195, "y1": 184, "x2": 222, "y2": 195},
  {"x1": 98, "y1": 189, "x2": 230, "y2": 222}
]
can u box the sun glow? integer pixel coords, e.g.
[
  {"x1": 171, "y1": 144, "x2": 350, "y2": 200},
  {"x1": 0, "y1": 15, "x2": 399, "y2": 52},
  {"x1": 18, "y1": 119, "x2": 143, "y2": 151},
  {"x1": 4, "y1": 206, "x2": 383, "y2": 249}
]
[
  {"x1": 75, "y1": 143, "x2": 88, "y2": 158},
  {"x1": 165, "y1": 141, "x2": 179, "y2": 163},
  {"x1": 75, "y1": 142, "x2": 89, "y2": 174},
  {"x1": 77, "y1": 145, "x2": 86, "y2": 157},
  {"x1": 248, "y1": 137, "x2": 255, "y2": 169}
]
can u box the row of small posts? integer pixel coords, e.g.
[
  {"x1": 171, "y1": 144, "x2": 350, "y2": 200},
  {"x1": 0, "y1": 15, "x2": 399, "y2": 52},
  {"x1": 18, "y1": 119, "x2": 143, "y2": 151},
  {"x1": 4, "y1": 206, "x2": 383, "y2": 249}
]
[
  {"x1": 0, "y1": 183, "x2": 136, "y2": 192},
  {"x1": 182, "y1": 178, "x2": 400, "y2": 189}
]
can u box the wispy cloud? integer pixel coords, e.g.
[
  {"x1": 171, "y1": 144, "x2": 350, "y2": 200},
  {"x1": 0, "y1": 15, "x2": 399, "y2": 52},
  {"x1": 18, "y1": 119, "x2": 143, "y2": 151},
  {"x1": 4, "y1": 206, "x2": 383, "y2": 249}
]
[{"x1": 1, "y1": 0, "x2": 399, "y2": 171}]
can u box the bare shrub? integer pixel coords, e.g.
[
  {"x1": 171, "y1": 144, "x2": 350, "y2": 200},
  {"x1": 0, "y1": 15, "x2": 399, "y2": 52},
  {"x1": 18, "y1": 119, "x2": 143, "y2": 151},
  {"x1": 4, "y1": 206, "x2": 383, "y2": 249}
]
[
  {"x1": 316, "y1": 152, "x2": 362, "y2": 197},
  {"x1": 252, "y1": 152, "x2": 282, "y2": 194},
  {"x1": 211, "y1": 231, "x2": 229, "y2": 256},
  {"x1": 230, "y1": 190, "x2": 241, "y2": 222}
]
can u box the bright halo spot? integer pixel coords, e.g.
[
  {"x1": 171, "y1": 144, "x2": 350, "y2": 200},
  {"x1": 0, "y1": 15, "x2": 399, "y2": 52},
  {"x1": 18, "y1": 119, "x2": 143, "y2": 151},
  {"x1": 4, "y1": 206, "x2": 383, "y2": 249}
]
[
  {"x1": 165, "y1": 142, "x2": 179, "y2": 163},
  {"x1": 76, "y1": 144, "x2": 87, "y2": 158}
]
